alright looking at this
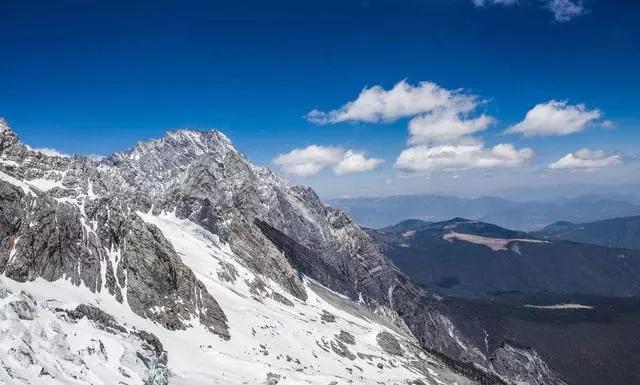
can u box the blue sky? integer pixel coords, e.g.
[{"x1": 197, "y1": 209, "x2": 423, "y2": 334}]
[{"x1": 1, "y1": 0, "x2": 639, "y2": 198}]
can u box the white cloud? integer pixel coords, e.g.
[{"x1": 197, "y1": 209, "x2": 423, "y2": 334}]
[
  {"x1": 25, "y1": 145, "x2": 70, "y2": 158},
  {"x1": 547, "y1": 0, "x2": 584, "y2": 21},
  {"x1": 334, "y1": 150, "x2": 384, "y2": 175},
  {"x1": 549, "y1": 149, "x2": 621, "y2": 170},
  {"x1": 395, "y1": 142, "x2": 534, "y2": 173},
  {"x1": 308, "y1": 80, "x2": 493, "y2": 145},
  {"x1": 601, "y1": 119, "x2": 615, "y2": 128},
  {"x1": 273, "y1": 145, "x2": 382, "y2": 176},
  {"x1": 472, "y1": 0, "x2": 517, "y2": 6},
  {"x1": 273, "y1": 145, "x2": 344, "y2": 176},
  {"x1": 408, "y1": 110, "x2": 494, "y2": 145},
  {"x1": 306, "y1": 80, "x2": 479, "y2": 125},
  {"x1": 505, "y1": 100, "x2": 601, "y2": 137},
  {"x1": 471, "y1": 0, "x2": 585, "y2": 22}
]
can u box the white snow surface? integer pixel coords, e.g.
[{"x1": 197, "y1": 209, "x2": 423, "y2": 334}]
[
  {"x1": 0, "y1": 284, "x2": 155, "y2": 385},
  {"x1": 524, "y1": 303, "x2": 594, "y2": 310},
  {"x1": 443, "y1": 231, "x2": 548, "y2": 251},
  {"x1": 0, "y1": 170, "x2": 36, "y2": 196},
  {"x1": 1, "y1": 211, "x2": 450, "y2": 385},
  {"x1": 25, "y1": 177, "x2": 64, "y2": 192}
]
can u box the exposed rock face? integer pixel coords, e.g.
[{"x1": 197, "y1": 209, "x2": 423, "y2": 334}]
[
  {"x1": 336, "y1": 330, "x2": 356, "y2": 345},
  {"x1": 0, "y1": 118, "x2": 562, "y2": 384},
  {"x1": 377, "y1": 331, "x2": 404, "y2": 356},
  {"x1": 0, "y1": 124, "x2": 229, "y2": 339},
  {"x1": 63, "y1": 303, "x2": 127, "y2": 333},
  {"x1": 256, "y1": 219, "x2": 489, "y2": 367},
  {"x1": 493, "y1": 342, "x2": 560, "y2": 385}
]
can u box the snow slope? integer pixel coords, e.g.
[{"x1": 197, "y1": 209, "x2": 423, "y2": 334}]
[
  {"x1": 0, "y1": 282, "x2": 162, "y2": 385},
  {"x1": 1, "y1": 210, "x2": 474, "y2": 385},
  {"x1": 443, "y1": 232, "x2": 547, "y2": 251}
]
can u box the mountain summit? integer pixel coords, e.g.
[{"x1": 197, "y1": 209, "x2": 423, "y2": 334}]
[{"x1": 0, "y1": 120, "x2": 560, "y2": 385}]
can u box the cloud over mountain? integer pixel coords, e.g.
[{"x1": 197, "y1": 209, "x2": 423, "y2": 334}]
[
  {"x1": 306, "y1": 80, "x2": 480, "y2": 126},
  {"x1": 308, "y1": 80, "x2": 540, "y2": 176},
  {"x1": 334, "y1": 150, "x2": 384, "y2": 175},
  {"x1": 308, "y1": 79, "x2": 495, "y2": 146},
  {"x1": 549, "y1": 148, "x2": 621, "y2": 170},
  {"x1": 274, "y1": 145, "x2": 382, "y2": 176},
  {"x1": 505, "y1": 100, "x2": 602, "y2": 137},
  {"x1": 395, "y1": 142, "x2": 534, "y2": 173},
  {"x1": 408, "y1": 110, "x2": 494, "y2": 145},
  {"x1": 25, "y1": 145, "x2": 70, "y2": 158}
]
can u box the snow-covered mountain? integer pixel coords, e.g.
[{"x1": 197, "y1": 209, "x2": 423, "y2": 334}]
[{"x1": 0, "y1": 118, "x2": 560, "y2": 385}]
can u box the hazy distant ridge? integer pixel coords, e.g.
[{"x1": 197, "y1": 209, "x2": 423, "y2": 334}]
[{"x1": 328, "y1": 194, "x2": 640, "y2": 230}]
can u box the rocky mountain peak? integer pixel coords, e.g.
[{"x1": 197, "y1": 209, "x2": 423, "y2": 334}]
[
  {"x1": 96, "y1": 128, "x2": 253, "y2": 197},
  {"x1": 0, "y1": 122, "x2": 564, "y2": 385},
  {"x1": 0, "y1": 117, "x2": 10, "y2": 133},
  {"x1": 0, "y1": 117, "x2": 20, "y2": 151},
  {"x1": 114, "y1": 128, "x2": 237, "y2": 163}
]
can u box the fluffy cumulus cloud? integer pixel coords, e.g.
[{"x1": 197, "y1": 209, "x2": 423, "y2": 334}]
[
  {"x1": 273, "y1": 145, "x2": 382, "y2": 176},
  {"x1": 334, "y1": 150, "x2": 384, "y2": 175},
  {"x1": 273, "y1": 145, "x2": 344, "y2": 176},
  {"x1": 549, "y1": 149, "x2": 621, "y2": 170},
  {"x1": 306, "y1": 80, "x2": 479, "y2": 125},
  {"x1": 307, "y1": 80, "x2": 540, "y2": 175},
  {"x1": 505, "y1": 100, "x2": 602, "y2": 137},
  {"x1": 395, "y1": 143, "x2": 534, "y2": 173},
  {"x1": 25, "y1": 145, "x2": 70, "y2": 158},
  {"x1": 408, "y1": 110, "x2": 494, "y2": 145},
  {"x1": 308, "y1": 80, "x2": 493, "y2": 145}
]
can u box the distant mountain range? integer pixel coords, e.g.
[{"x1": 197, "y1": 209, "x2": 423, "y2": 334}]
[
  {"x1": 367, "y1": 217, "x2": 640, "y2": 385},
  {"x1": 367, "y1": 218, "x2": 640, "y2": 298},
  {"x1": 534, "y1": 215, "x2": 640, "y2": 250},
  {"x1": 329, "y1": 194, "x2": 640, "y2": 230}
]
